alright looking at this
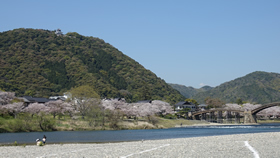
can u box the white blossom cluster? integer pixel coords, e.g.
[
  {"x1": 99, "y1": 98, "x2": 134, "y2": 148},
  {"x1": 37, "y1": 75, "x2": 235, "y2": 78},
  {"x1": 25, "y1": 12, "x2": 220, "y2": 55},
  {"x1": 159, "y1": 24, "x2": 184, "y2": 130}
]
[
  {"x1": 0, "y1": 99, "x2": 74, "y2": 119},
  {"x1": 0, "y1": 91, "x2": 15, "y2": 105},
  {"x1": 102, "y1": 99, "x2": 174, "y2": 118},
  {"x1": 0, "y1": 91, "x2": 173, "y2": 119}
]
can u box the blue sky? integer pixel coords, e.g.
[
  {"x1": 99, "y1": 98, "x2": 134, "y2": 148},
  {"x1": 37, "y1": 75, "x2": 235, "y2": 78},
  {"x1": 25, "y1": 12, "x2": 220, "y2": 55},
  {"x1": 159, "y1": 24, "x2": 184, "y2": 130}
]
[{"x1": 1, "y1": 0, "x2": 280, "y2": 88}]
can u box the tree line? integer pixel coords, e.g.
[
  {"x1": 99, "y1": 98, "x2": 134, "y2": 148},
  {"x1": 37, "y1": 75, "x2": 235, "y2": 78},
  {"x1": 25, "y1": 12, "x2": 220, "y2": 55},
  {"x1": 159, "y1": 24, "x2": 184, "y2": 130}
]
[{"x1": 0, "y1": 86, "x2": 174, "y2": 132}]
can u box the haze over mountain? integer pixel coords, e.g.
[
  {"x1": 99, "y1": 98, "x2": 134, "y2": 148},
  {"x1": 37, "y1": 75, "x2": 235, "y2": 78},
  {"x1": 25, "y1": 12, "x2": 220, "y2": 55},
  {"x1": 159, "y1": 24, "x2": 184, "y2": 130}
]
[{"x1": 0, "y1": 28, "x2": 185, "y2": 103}]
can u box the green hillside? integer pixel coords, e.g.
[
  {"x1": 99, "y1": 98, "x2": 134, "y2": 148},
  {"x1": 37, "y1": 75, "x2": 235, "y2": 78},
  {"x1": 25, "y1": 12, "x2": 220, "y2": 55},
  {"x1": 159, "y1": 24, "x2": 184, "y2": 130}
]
[
  {"x1": 0, "y1": 28, "x2": 185, "y2": 103},
  {"x1": 193, "y1": 71, "x2": 280, "y2": 104}
]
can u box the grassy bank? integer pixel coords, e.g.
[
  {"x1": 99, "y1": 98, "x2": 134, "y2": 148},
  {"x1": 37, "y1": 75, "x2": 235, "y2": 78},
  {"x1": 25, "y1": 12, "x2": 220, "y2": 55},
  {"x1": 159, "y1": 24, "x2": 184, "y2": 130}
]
[
  {"x1": 2, "y1": 114, "x2": 277, "y2": 133},
  {"x1": 258, "y1": 119, "x2": 280, "y2": 123},
  {"x1": 0, "y1": 113, "x2": 214, "y2": 133},
  {"x1": 157, "y1": 118, "x2": 211, "y2": 128}
]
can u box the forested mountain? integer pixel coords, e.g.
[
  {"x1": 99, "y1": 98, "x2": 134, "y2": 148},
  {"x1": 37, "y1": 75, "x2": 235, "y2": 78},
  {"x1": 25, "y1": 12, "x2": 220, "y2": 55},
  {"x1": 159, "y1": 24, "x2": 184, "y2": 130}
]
[
  {"x1": 0, "y1": 28, "x2": 185, "y2": 103},
  {"x1": 168, "y1": 83, "x2": 213, "y2": 98},
  {"x1": 192, "y1": 71, "x2": 280, "y2": 104}
]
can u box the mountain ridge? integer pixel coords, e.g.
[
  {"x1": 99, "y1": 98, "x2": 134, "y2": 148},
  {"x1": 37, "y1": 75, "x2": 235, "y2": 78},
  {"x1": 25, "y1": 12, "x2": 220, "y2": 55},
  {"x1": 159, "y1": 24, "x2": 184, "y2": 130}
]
[
  {"x1": 0, "y1": 28, "x2": 185, "y2": 103},
  {"x1": 170, "y1": 71, "x2": 280, "y2": 104}
]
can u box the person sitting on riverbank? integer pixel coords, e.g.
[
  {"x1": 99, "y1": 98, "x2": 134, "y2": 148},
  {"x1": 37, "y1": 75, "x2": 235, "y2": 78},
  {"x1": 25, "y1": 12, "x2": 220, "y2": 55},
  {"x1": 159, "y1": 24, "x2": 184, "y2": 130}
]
[
  {"x1": 36, "y1": 139, "x2": 42, "y2": 146},
  {"x1": 42, "y1": 135, "x2": 47, "y2": 145}
]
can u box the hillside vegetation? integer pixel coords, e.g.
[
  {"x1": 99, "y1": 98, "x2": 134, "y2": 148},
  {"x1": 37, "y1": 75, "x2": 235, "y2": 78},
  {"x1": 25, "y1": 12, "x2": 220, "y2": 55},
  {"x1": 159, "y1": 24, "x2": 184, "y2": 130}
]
[
  {"x1": 192, "y1": 71, "x2": 280, "y2": 104},
  {"x1": 0, "y1": 28, "x2": 184, "y2": 103}
]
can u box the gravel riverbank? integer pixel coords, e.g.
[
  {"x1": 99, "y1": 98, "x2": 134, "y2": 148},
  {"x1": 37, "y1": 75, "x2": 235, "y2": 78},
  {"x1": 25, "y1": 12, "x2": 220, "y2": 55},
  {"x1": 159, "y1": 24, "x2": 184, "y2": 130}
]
[{"x1": 1, "y1": 132, "x2": 280, "y2": 158}]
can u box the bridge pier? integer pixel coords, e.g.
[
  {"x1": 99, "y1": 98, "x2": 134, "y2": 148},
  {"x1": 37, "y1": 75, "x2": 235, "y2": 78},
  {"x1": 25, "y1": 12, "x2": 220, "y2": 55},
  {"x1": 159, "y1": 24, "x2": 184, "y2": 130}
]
[
  {"x1": 209, "y1": 111, "x2": 215, "y2": 122},
  {"x1": 235, "y1": 112, "x2": 240, "y2": 124},
  {"x1": 226, "y1": 111, "x2": 232, "y2": 123},
  {"x1": 244, "y1": 111, "x2": 257, "y2": 123},
  {"x1": 217, "y1": 111, "x2": 223, "y2": 123},
  {"x1": 193, "y1": 114, "x2": 200, "y2": 120},
  {"x1": 201, "y1": 113, "x2": 206, "y2": 121}
]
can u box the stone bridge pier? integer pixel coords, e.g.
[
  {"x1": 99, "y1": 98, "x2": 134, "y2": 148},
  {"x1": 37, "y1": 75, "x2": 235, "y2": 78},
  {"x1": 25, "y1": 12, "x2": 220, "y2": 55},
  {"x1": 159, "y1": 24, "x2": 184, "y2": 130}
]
[{"x1": 244, "y1": 111, "x2": 257, "y2": 124}]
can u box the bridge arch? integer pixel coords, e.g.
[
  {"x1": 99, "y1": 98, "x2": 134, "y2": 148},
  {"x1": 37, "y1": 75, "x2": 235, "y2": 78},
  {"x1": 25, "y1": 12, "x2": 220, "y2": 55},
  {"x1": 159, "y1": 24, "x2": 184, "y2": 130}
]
[
  {"x1": 191, "y1": 109, "x2": 243, "y2": 122},
  {"x1": 251, "y1": 102, "x2": 280, "y2": 114},
  {"x1": 192, "y1": 109, "x2": 243, "y2": 119},
  {"x1": 190, "y1": 102, "x2": 280, "y2": 124}
]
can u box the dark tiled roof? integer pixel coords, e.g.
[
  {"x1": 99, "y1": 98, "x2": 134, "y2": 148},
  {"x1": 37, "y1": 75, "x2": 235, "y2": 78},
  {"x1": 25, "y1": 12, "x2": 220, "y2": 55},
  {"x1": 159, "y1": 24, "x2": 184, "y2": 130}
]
[
  {"x1": 23, "y1": 96, "x2": 52, "y2": 103},
  {"x1": 175, "y1": 101, "x2": 194, "y2": 106}
]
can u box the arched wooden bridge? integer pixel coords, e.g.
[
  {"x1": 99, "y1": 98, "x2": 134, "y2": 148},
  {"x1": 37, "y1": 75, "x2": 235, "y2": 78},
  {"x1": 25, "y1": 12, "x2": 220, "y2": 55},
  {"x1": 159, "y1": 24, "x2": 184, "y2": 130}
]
[{"x1": 191, "y1": 102, "x2": 280, "y2": 124}]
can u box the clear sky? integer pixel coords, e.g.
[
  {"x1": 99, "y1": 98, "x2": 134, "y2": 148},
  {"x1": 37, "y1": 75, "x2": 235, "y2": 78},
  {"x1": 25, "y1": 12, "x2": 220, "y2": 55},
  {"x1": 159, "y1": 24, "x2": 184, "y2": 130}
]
[{"x1": 1, "y1": 0, "x2": 280, "y2": 88}]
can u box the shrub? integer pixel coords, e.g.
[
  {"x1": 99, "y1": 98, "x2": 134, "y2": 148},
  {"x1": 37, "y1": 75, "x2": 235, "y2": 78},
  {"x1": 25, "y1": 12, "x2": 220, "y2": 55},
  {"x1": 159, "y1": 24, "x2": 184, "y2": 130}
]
[
  {"x1": 40, "y1": 118, "x2": 55, "y2": 131},
  {"x1": 163, "y1": 114, "x2": 176, "y2": 119},
  {"x1": 37, "y1": 112, "x2": 56, "y2": 131},
  {"x1": 18, "y1": 113, "x2": 34, "y2": 131},
  {"x1": 9, "y1": 119, "x2": 25, "y2": 132},
  {"x1": 148, "y1": 116, "x2": 159, "y2": 125}
]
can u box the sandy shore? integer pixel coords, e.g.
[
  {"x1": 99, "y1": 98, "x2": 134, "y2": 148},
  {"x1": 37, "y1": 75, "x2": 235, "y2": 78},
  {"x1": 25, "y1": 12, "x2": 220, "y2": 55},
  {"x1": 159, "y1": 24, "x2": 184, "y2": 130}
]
[{"x1": 1, "y1": 132, "x2": 280, "y2": 158}]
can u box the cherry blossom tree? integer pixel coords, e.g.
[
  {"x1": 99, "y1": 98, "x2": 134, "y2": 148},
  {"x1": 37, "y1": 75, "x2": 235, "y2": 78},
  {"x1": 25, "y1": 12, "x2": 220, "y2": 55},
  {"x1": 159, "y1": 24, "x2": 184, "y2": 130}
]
[
  {"x1": 44, "y1": 100, "x2": 75, "y2": 119},
  {"x1": 102, "y1": 98, "x2": 128, "y2": 120},
  {"x1": 257, "y1": 106, "x2": 280, "y2": 118},
  {"x1": 135, "y1": 100, "x2": 174, "y2": 117},
  {"x1": 102, "y1": 99, "x2": 127, "y2": 111},
  {"x1": 137, "y1": 102, "x2": 159, "y2": 123},
  {"x1": 0, "y1": 91, "x2": 15, "y2": 105},
  {"x1": 124, "y1": 103, "x2": 140, "y2": 119},
  {"x1": 68, "y1": 85, "x2": 101, "y2": 119},
  {"x1": 45, "y1": 100, "x2": 64, "y2": 119},
  {"x1": 101, "y1": 99, "x2": 174, "y2": 121},
  {"x1": 23, "y1": 103, "x2": 49, "y2": 118},
  {"x1": 101, "y1": 99, "x2": 127, "y2": 128},
  {"x1": 152, "y1": 100, "x2": 174, "y2": 115},
  {"x1": 243, "y1": 103, "x2": 262, "y2": 111},
  {"x1": 0, "y1": 105, "x2": 8, "y2": 116},
  {"x1": 61, "y1": 101, "x2": 76, "y2": 118},
  {"x1": 242, "y1": 103, "x2": 280, "y2": 119},
  {"x1": 3, "y1": 102, "x2": 24, "y2": 118},
  {"x1": 224, "y1": 103, "x2": 243, "y2": 111}
]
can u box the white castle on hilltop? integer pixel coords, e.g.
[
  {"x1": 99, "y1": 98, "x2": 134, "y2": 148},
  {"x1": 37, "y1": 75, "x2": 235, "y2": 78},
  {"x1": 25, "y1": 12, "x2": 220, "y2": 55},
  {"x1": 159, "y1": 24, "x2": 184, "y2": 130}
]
[{"x1": 55, "y1": 28, "x2": 63, "y2": 36}]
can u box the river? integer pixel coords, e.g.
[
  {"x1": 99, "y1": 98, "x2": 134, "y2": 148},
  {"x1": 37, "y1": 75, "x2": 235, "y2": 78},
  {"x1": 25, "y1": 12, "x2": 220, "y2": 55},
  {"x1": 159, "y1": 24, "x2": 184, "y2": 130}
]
[{"x1": 1, "y1": 123, "x2": 280, "y2": 145}]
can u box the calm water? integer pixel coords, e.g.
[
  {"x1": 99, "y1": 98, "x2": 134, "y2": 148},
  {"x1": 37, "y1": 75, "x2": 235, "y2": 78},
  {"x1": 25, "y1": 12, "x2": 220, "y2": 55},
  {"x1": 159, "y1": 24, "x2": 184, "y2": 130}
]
[{"x1": 1, "y1": 123, "x2": 280, "y2": 144}]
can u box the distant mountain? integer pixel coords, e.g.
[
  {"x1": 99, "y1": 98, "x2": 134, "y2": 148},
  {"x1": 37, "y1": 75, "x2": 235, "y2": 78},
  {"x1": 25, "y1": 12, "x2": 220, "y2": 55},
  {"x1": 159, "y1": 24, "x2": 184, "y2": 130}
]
[
  {"x1": 199, "y1": 85, "x2": 213, "y2": 91},
  {"x1": 0, "y1": 28, "x2": 185, "y2": 103},
  {"x1": 192, "y1": 71, "x2": 280, "y2": 104},
  {"x1": 168, "y1": 83, "x2": 213, "y2": 98}
]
